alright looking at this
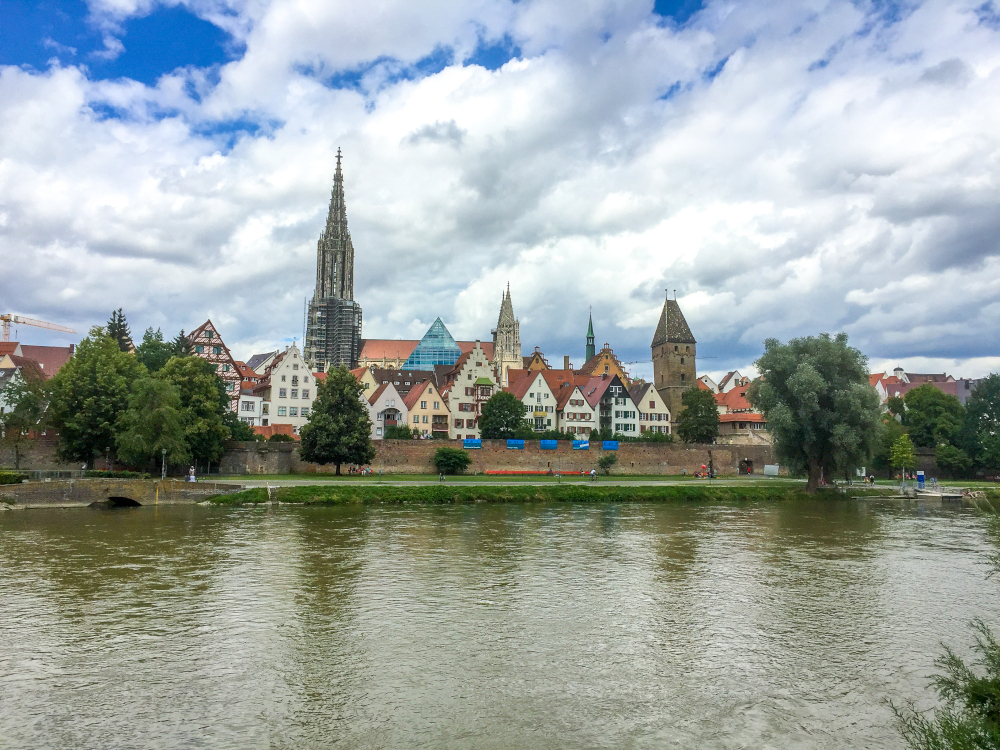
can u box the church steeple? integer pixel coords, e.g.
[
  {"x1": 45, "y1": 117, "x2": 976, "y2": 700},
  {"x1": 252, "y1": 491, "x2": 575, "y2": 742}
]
[
  {"x1": 585, "y1": 311, "x2": 595, "y2": 362},
  {"x1": 491, "y1": 283, "x2": 522, "y2": 387},
  {"x1": 316, "y1": 147, "x2": 354, "y2": 301}
]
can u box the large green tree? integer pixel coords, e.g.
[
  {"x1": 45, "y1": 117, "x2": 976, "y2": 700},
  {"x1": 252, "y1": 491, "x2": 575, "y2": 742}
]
[
  {"x1": 480, "y1": 391, "x2": 529, "y2": 439},
  {"x1": 48, "y1": 327, "x2": 145, "y2": 466},
  {"x1": 115, "y1": 378, "x2": 190, "y2": 470},
  {"x1": 106, "y1": 308, "x2": 133, "y2": 352},
  {"x1": 676, "y1": 386, "x2": 720, "y2": 444},
  {"x1": 135, "y1": 327, "x2": 175, "y2": 373},
  {"x1": 158, "y1": 356, "x2": 231, "y2": 468},
  {"x1": 747, "y1": 333, "x2": 882, "y2": 493},
  {"x1": 172, "y1": 330, "x2": 193, "y2": 357},
  {"x1": 0, "y1": 365, "x2": 48, "y2": 469},
  {"x1": 962, "y1": 374, "x2": 1000, "y2": 475},
  {"x1": 903, "y1": 384, "x2": 964, "y2": 448},
  {"x1": 299, "y1": 366, "x2": 375, "y2": 475},
  {"x1": 890, "y1": 434, "x2": 917, "y2": 476}
]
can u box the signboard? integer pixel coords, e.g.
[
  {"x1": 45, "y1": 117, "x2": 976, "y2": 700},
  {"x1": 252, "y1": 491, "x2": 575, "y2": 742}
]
[
  {"x1": 602, "y1": 441, "x2": 619, "y2": 451},
  {"x1": 506, "y1": 439, "x2": 524, "y2": 450},
  {"x1": 540, "y1": 440, "x2": 558, "y2": 450},
  {"x1": 917, "y1": 470, "x2": 925, "y2": 490},
  {"x1": 572, "y1": 440, "x2": 590, "y2": 450},
  {"x1": 463, "y1": 439, "x2": 482, "y2": 450},
  {"x1": 763, "y1": 464, "x2": 779, "y2": 477}
]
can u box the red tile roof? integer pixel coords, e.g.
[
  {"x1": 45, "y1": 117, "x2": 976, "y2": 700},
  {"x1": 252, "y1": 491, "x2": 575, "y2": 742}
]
[
  {"x1": 719, "y1": 413, "x2": 766, "y2": 423},
  {"x1": 715, "y1": 387, "x2": 754, "y2": 413},
  {"x1": 402, "y1": 379, "x2": 433, "y2": 410},
  {"x1": 17, "y1": 344, "x2": 75, "y2": 379},
  {"x1": 252, "y1": 424, "x2": 297, "y2": 440},
  {"x1": 0, "y1": 342, "x2": 22, "y2": 357}
]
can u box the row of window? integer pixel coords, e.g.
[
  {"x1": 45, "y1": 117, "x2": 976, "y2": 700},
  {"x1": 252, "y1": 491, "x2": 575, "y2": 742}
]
[
  {"x1": 614, "y1": 423, "x2": 636, "y2": 432},
  {"x1": 418, "y1": 401, "x2": 441, "y2": 409},
  {"x1": 639, "y1": 412, "x2": 667, "y2": 421},
  {"x1": 614, "y1": 410, "x2": 637, "y2": 419},
  {"x1": 564, "y1": 412, "x2": 592, "y2": 421},
  {"x1": 275, "y1": 406, "x2": 310, "y2": 417},
  {"x1": 279, "y1": 374, "x2": 308, "y2": 383},
  {"x1": 641, "y1": 425, "x2": 670, "y2": 433},
  {"x1": 278, "y1": 389, "x2": 310, "y2": 399},
  {"x1": 454, "y1": 418, "x2": 478, "y2": 428}
]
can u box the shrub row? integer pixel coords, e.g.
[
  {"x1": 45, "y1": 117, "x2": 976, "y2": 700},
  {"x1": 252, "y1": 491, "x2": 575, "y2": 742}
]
[
  {"x1": 0, "y1": 471, "x2": 28, "y2": 485},
  {"x1": 83, "y1": 470, "x2": 151, "y2": 479}
]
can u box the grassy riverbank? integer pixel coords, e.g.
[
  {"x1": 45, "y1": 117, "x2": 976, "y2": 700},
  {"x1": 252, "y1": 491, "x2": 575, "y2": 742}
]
[{"x1": 207, "y1": 483, "x2": 889, "y2": 506}]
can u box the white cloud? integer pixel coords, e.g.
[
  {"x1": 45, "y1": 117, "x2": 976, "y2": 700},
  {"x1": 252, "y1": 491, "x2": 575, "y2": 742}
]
[{"x1": 1, "y1": 0, "x2": 999, "y2": 380}]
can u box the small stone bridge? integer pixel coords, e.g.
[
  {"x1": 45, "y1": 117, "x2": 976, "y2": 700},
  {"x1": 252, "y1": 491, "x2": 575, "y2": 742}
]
[{"x1": 0, "y1": 479, "x2": 243, "y2": 509}]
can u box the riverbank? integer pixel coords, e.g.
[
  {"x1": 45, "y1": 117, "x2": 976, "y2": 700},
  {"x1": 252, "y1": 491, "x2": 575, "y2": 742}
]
[{"x1": 207, "y1": 483, "x2": 891, "y2": 505}]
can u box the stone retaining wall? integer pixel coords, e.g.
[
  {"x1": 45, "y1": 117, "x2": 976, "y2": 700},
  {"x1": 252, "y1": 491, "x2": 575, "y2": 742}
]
[{"x1": 0, "y1": 479, "x2": 243, "y2": 509}]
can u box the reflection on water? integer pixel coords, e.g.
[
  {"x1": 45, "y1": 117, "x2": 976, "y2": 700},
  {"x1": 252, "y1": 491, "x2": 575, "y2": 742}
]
[{"x1": 1, "y1": 500, "x2": 996, "y2": 749}]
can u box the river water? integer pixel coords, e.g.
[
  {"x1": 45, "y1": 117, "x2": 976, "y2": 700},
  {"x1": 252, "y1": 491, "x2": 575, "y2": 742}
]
[{"x1": 1, "y1": 499, "x2": 997, "y2": 749}]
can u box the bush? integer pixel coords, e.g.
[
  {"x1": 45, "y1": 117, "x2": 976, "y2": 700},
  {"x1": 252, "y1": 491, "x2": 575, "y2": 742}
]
[
  {"x1": 268, "y1": 433, "x2": 294, "y2": 442},
  {"x1": 384, "y1": 424, "x2": 415, "y2": 440},
  {"x1": 83, "y1": 470, "x2": 150, "y2": 479},
  {"x1": 0, "y1": 471, "x2": 28, "y2": 485},
  {"x1": 434, "y1": 446, "x2": 472, "y2": 475},
  {"x1": 597, "y1": 453, "x2": 618, "y2": 475}
]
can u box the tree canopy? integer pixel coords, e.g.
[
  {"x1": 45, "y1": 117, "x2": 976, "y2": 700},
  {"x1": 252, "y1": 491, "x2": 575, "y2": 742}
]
[
  {"x1": 676, "y1": 387, "x2": 719, "y2": 444},
  {"x1": 298, "y1": 366, "x2": 375, "y2": 474},
  {"x1": 480, "y1": 391, "x2": 529, "y2": 439},
  {"x1": 48, "y1": 327, "x2": 145, "y2": 466},
  {"x1": 0, "y1": 366, "x2": 47, "y2": 469},
  {"x1": 158, "y1": 356, "x2": 231, "y2": 466},
  {"x1": 106, "y1": 308, "x2": 133, "y2": 352},
  {"x1": 962, "y1": 374, "x2": 1000, "y2": 475},
  {"x1": 135, "y1": 327, "x2": 175, "y2": 373},
  {"x1": 747, "y1": 333, "x2": 882, "y2": 493},
  {"x1": 115, "y1": 377, "x2": 190, "y2": 469},
  {"x1": 903, "y1": 384, "x2": 964, "y2": 448},
  {"x1": 889, "y1": 434, "x2": 916, "y2": 472},
  {"x1": 434, "y1": 446, "x2": 471, "y2": 475}
]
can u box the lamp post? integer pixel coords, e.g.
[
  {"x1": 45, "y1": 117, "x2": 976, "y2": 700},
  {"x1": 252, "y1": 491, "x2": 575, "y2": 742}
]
[{"x1": 161, "y1": 448, "x2": 167, "y2": 481}]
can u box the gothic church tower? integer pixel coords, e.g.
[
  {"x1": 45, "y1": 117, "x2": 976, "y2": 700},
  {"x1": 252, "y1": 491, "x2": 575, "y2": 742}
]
[
  {"x1": 651, "y1": 292, "x2": 696, "y2": 430},
  {"x1": 491, "y1": 284, "x2": 522, "y2": 387},
  {"x1": 304, "y1": 148, "x2": 363, "y2": 371}
]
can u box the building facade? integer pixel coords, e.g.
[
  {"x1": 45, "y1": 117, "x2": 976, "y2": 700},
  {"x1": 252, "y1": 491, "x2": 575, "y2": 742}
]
[
  {"x1": 491, "y1": 284, "x2": 522, "y2": 387},
  {"x1": 367, "y1": 383, "x2": 408, "y2": 439},
  {"x1": 255, "y1": 343, "x2": 317, "y2": 435},
  {"x1": 402, "y1": 380, "x2": 451, "y2": 438},
  {"x1": 630, "y1": 382, "x2": 672, "y2": 434},
  {"x1": 437, "y1": 342, "x2": 498, "y2": 440},
  {"x1": 189, "y1": 320, "x2": 242, "y2": 411},
  {"x1": 305, "y1": 149, "x2": 363, "y2": 372},
  {"x1": 651, "y1": 293, "x2": 696, "y2": 431}
]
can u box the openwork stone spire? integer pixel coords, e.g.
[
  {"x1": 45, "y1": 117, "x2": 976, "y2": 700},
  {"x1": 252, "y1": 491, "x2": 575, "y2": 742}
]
[
  {"x1": 316, "y1": 148, "x2": 354, "y2": 301},
  {"x1": 492, "y1": 283, "x2": 522, "y2": 387}
]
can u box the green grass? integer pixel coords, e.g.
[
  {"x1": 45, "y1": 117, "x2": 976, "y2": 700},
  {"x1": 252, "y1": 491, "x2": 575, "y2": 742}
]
[
  {"x1": 216, "y1": 472, "x2": 805, "y2": 483},
  {"x1": 207, "y1": 483, "x2": 885, "y2": 506}
]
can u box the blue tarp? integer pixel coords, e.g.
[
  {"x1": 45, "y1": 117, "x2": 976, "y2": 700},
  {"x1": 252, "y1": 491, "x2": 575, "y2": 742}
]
[
  {"x1": 602, "y1": 441, "x2": 619, "y2": 451},
  {"x1": 506, "y1": 439, "x2": 524, "y2": 450},
  {"x1": 573, "y1": 440, "x2": 590, "y2": 450},
  {"x1": 540, "y1": 440, "x2": 558, "y2": 450},
  {"x1": 463, "y1": 439, "x2": 482, "y2": 449}
]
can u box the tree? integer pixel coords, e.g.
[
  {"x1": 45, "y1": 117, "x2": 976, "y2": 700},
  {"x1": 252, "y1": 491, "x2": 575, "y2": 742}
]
[
  {"x1": 172, "y1": 330, "x2": 192, "y2": 357},
  {"x1": 890, "y1": 434, "x2": 916, "y2": 476},
  {"x1": 135, "y1": 327, "x2": 175, "y2": 373},
  {"x1": 222, "y1": 409, "x2": 256, "y2": 441},
  {"x1": 158, "y1": 356, "x2": 231, "y2": 468},
  {"x1": 106, "y1": 308, "x2": 133, "y2": 352},
  {"x1": 115, "y1": 378, "x2": 190, "y2": 470},
  {"x1": 962, "y1": 374, "x2": 1000, "y2": 475},
  {"x1": 872, "y1": 416, "x2": 909, "y2": 474},
  {"x1": 747, "y1": 333, "x2": 882, "y2": 494},
  {"x1": 480, "y1": 391, "x2": 529, "y2": 439},
  {"x1": 676, "y1": 387, "x2": 720, "y2": 444},
  {"x1": 886, "y1": 395, "x2": 906, "y2": 420},
  {"x1": 935, "y1": 444, "x2": 972, "y2": 478},
  {"x1": 299, "y1": 366, "x2": 375, "y2": 475},
  {"x1": 434, "y1": 446, "x2": 472, "y2": 475},
  {"x1": 384, "y1": 424, "x2": 415, "y2": 439},
  {"x1": 597, "y1": 453, "x2": 618, "y2": 475},
  {"x1": 268, "y1": 433, "x2": 294, "y2": 442},
  {"x1": 48, "y1": 327, "x2": 145, "y2": 466},
  {"x1": 904, "y1": 384, "x2": 965, "y2": 449},
  {"x1": 0, "y1": 366, "x2": 47, "y2": 469}
]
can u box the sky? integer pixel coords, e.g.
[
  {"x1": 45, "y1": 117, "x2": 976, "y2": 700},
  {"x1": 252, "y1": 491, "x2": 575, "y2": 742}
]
[{"x1": 1, "y1": 0, "x2": 998, "y2": 383}]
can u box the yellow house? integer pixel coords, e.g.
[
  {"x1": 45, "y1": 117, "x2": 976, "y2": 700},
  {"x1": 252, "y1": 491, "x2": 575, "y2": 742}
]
[
  {"x1": 402, "y1": 380, "x2": 451, "y2": 438},
  {"x1": 351, "y1": 366, "x2": 378, "y2": 394},
  {"x1": 577, "y1": 343, "x2": 631, "y2": 386}
]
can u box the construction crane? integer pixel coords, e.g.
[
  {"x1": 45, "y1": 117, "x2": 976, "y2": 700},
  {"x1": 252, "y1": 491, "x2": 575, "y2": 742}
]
[{"x1": 1, "y1": 314, "x2": 76, "y2": 342}]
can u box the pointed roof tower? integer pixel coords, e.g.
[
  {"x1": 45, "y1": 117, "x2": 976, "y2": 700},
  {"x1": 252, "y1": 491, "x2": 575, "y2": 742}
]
[
  {"x1": 497, "y1": 283, "x2": 516, "y2": 327},
  {"x1": 403, "y1": 317, "x2": 463, "y2": 369},
  {"x1": 651, "y1": 293, "x2": 696, "y2": 347},
  {"x1": 315, "y1": 147, "x2": 355, "y2": 301},
  {"x1": 585, "y1": 310, "x2": 596, "y2": 362}
]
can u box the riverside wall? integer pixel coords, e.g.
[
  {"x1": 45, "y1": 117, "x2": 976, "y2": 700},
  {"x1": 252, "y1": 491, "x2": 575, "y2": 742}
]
[
  {"x1": 213, "y1": 440, "x2": 778, "y2": 476},
  {"x1": 0, "y1": 478, "x2": 243, "y2": 509}
]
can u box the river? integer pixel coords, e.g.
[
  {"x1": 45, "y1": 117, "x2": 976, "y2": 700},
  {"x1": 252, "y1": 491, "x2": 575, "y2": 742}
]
[{"x1": 1, "y1": 499, "x2": 997, "y2": 749}]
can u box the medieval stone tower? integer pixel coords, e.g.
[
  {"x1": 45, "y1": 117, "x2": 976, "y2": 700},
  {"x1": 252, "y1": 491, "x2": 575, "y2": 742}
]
[
  {"x1": 491, "y1": 284, "x2": 522, "y2": 387},
  {"x1": 651, "y1": 292, "x2": 696, "y2": 429}
]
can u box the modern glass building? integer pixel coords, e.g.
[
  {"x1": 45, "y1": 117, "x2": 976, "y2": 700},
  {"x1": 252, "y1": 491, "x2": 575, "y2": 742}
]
[{"x1": 402, "y1": 318, "x2": 462, "y2": 368}]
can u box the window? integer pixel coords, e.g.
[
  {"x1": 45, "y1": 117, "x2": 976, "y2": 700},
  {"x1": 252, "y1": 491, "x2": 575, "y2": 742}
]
[
  {"x1": 277, "y1": 407, "x2": 287, "y2": 416},
  {"x1": 421, "y1": 401, "x2": 427, "y2": 409},
  {"x1": 544, "y1": 393, "x2": 549, "y2": 399},
  {"x1": 281, "y1": 375, "x2": 286, "y2": 382},
  {"x1": 195, "y1": 345, "x2": 203, "y2": 354},
  {"x1": 206, "y1": 330, "x2": 213, "y2": 339},
  {"x1": 289, "y1": 407, "x2": 298, "y2": 417},
  {"x1": 302, "y1": 389, "x2": 309, "y2": 399},
  {"x1": 303, "y1": 376, "x2": 308, "y2": 383},
  {"x1": 529, "y1": 393, "x2": 534, "y2": 398},
  {"x1": 241, "y1": 401, "x2": 254, "y2": 412},
  {"x1": 223, "y1": 364, "x2": 230, "y2": 372},
  {"x1": 301, "y1": 408, "x2": 310, "y2": 417},
  {"x1": 291, "y1": 389, "x2": 298, "y2": 398},
  {"x1": 225, "y1": 382, "x2": 234, "y2": 391},
  {"x1": 413, "y1": 415, "x2": 420, "y2": 424},
  {"x1": 674, "y1": 345, "x2": 678, "y2": 352},
  {"x1": 262, "y1": 404, "x2": 269, "y2": 414},
  {"x1": 376, "y1": 427, "x2": 382, "y2": 436},
  {"x1": 455, "y1": 419, "x2": 464, "y2": 428},
  {"x1": 433, "y1": 401, "x2": 439, "y2": 409},
  {"x1": 213, "y1": 346, "x2": 221, "y2": 355},
  {"x1": 405, "y1": 382, "x2": 410, "y2": 386},
  {"x1": 468, "y1": 374, "x2": 472, "y2": 380},
  {"x1": 680, "y1": 357, "x2": 685, "y2": 364},
  {"x1": 681, "y1": 374, "x2": 686, "y2": 382},
  {"x1": 293, "y1": 364, "x2": 299, "y2": 370},
  {"x1": 279, "y1": 388, "x2": 287, "y2": 398},
  {"x1": 422, "y1": 415, "x2": 428, "y2": 423},
  {"x1": 292, "y1": 376, "x2": 298, "y2": 385}
]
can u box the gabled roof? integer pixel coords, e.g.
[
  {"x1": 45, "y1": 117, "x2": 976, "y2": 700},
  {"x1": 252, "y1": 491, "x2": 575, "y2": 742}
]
[
  {"x1": 715, "y1": 387, "x2": 754, "y2": 413},
  {"x1": 246, "y1": 351, "x2": 278, "y2": 372},
  {"x1": 18, "y1": 344, "x2": 74, "y2": 379},
  {"x1": 651, "y1": 297, "x2": 696, "y2": 346},
  {"x1": 554, "y1": 381, "x2": 583, "y2": 411},
  {"x1": 2, "y1": 355, "x2": 45, "y2": 382},
  {"x1": 0, "y1": 342, "x2": 22, "y2": 357},
  {"x1": 368, "y1": 382, "x2": 390, "y2": 405},
  {"x1": 582, "y1": 376, "x2": 615, "y2": 408},
  {"x1": 628, "y1": 381, "x2": 653, "y2": 402},
  {"x1": 402, "y1": 379, "x2": 434, "y2": 410},
  {"x1": 509, "y1": 370, "x2": 546, "y2": 400}
]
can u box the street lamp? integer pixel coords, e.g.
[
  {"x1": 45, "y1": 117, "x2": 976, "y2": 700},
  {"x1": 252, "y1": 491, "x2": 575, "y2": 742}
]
[{"x1": 161, "y1": 448, "x2": 167, "y2": 481}]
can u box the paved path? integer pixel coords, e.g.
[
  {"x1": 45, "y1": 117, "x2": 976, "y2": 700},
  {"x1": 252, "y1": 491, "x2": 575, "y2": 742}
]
[{"x1": 235, "y1": 477, "x2": 806, "y2": 488}]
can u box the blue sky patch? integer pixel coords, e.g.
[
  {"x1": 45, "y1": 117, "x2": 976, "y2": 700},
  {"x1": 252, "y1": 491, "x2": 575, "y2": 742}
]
[
  {"x1": 466, "y1": 34, "x2": 521, "y2": 70},
  {"x1": 653, "y1": 0, "x2": 704, "y2": 24},
  {"x1": 0, "y1": 1, "x2": 237, "y2": 85}
]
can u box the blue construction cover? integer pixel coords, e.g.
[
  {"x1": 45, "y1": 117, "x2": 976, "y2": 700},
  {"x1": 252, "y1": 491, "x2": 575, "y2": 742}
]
[
  {"x1": 572, "y1": 440, "x2": 589, "y2": 450},
  {"x1": 403, "y1": 317, "x2": 462, "y2": 368},
  {"x1": 540, "y1": 440, "x2": 558, "y2": 450},
  {"x1": 507, "y1": 439, "x2": 524, "y2": 450},
  {"x1": 463, "y1": 439, "x2": 482, "y2": 449},
  {"x1": 602, "y1": 440, "x2": 619, "y2": 451}
]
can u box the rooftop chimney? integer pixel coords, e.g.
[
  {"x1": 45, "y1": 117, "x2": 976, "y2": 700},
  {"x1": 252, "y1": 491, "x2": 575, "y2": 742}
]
[{"x1": 563, "y1": 355, "x2": 570, "y2": 369}]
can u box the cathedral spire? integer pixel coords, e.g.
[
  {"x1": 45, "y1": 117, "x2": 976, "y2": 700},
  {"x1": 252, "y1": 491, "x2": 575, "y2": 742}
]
[
  {"x1": 316, "y1": 147, "x2": 354, "y2": 301},
  {"x1": 492, "y1": 284, "x2": 522, "y2": 387}
]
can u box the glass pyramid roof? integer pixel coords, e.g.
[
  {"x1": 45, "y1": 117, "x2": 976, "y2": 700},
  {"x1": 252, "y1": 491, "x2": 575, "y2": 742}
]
[{"x1": 403, "y1": 317, "x2": 462, "y2": 368}]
